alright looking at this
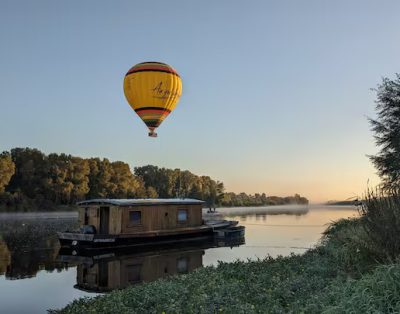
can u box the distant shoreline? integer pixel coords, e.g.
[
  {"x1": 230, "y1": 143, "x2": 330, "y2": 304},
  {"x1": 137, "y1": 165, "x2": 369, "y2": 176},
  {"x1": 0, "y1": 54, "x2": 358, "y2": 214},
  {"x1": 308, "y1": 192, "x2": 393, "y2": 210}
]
[{"x1": 0, "y1": 211, "x2": 78, "y2": 219}]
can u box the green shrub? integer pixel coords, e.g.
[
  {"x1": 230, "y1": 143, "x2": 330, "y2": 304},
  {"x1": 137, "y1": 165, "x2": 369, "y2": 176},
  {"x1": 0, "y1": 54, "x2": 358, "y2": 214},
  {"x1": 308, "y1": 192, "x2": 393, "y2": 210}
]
[
  {"x1": 319, "y1": 263, "x2": 400, "y2": 313},
  {"x1": 359, "y1": 189, "x2": 400, "y2": 261},
  {"x1": 319, "y1": 218, "x2": 378, "y2": 275}
]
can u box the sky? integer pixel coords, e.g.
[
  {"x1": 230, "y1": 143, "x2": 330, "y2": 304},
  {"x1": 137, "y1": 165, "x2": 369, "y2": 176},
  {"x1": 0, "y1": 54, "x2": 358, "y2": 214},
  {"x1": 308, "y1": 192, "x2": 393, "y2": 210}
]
[{"x1": 1, "y1": 0, "x2": 400, "y2": 203}]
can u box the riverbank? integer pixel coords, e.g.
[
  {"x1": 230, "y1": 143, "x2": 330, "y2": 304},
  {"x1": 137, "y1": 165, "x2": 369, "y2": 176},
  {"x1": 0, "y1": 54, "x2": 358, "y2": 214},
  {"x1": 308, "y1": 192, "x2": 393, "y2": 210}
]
[
  {"x1": 0, "y1": 211, "x2": 78, "y2": 219},
  {"x1": 54, "y1": 217, "x2": 400, "y2": 313},
  {"x1": 0, "y1": 194, "x2": 78, "y2": 212}
]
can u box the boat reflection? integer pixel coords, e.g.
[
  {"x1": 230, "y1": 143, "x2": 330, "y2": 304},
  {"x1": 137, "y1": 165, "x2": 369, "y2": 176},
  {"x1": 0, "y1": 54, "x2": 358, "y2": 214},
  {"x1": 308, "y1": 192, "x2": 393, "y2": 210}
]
[{"x1": 58, "y1": 237, "x2": 245, "y2": 293}]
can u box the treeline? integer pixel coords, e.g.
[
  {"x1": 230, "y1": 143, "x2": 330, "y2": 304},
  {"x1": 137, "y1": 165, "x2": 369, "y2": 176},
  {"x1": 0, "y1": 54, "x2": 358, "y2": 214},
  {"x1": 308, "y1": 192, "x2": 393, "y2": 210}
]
[
  {"x1": 0, "y1": 148, "x2": 308, "y2": 211},
  {"x1": 0, "y1": 148, "x2": 149, "y2": 210},
  {"x1": 221, "y1": 192, "x2": 308, "y2": 207}
]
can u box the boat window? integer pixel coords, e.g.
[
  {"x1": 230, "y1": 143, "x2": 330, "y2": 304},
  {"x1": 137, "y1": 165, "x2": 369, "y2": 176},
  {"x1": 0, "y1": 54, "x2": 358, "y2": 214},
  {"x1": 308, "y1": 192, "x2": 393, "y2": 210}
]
[
  {"x1": 177, "y1": 257, "x2": 189, "y2": 273},
  {"x1": 129, "y1": 211, "x2": 141, "y2": 224},
  {"x1": 177, "y1": 209, "x2": 188, "y2": 222}
]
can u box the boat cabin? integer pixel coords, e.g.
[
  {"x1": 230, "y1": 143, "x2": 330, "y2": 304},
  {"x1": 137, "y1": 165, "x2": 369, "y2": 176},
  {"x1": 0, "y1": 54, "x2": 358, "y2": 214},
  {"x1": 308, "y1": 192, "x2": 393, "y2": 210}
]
[{"x1": 76, "y1": 198, "x2": 205, "y2": 235}]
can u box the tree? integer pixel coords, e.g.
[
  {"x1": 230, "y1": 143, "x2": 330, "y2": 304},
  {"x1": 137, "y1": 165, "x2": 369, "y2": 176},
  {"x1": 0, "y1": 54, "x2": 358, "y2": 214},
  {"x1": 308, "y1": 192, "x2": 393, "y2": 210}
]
[
  {"x1": 8, "y1": 148, "x2": 48, "y2": 198},
  {"x1": 134, "y1": 165, "x2": 160, "y2": 191},
  {"x1": 44, "y1": 154, "x2": 90, "y2": 203},
  {"x1": 110, "y1": 161, "x2": 147, "y2": 198},
  {"x1": 87, "y1": 158, "x2": 114, "y2": 198},
  {"x1": 45, "y1": 153, "x2": 72, "y2": 203},
  {"x1": 2, "y1": 147, "x2": 310, "y2": 208},
  {"x1": 146, "y1": 186, "x2": 158, "y2": 198},
  {"x1": 369, "y1": 74, "x2": 400, "y2": 190},
  {"x1": 178, "y1": 170, "x2": 196, "y2": 198},
  {"x1": 0, "y1": 152, "x2": 15, "y2": 193},
  {"x1": 69, "y1": 157, "x2": 90, "y2": 202},
  {"x1": 135, "y1": 166, "x2": 179, "y2": 198}
]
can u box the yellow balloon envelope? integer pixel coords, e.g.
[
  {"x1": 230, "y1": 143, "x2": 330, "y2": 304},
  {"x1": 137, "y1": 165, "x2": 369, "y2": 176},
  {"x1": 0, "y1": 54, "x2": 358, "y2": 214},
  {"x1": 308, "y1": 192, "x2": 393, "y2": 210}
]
[{"x1": 123, "y1": 62, "x2": 182, "y2": 137}]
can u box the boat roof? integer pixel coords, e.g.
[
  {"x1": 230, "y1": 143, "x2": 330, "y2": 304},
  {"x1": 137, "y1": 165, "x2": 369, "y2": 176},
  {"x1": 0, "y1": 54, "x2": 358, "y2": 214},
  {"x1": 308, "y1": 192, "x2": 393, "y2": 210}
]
[{"x1": 77, "y1": 198, "x2": 205, "y2": 207}]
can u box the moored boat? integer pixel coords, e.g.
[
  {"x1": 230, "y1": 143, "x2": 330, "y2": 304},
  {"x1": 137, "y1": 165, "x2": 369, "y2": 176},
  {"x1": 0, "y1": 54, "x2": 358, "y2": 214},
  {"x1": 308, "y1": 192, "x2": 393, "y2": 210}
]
[{"x1": 57, "y1": 198, "x2": 244, "y2": 249}]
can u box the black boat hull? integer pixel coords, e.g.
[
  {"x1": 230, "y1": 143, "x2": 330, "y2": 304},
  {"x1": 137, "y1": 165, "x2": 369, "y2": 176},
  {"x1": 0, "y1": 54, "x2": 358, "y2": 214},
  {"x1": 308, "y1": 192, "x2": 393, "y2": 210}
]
[{"x1": 58, "y1": 228, "x2": 214, "y2": 249}]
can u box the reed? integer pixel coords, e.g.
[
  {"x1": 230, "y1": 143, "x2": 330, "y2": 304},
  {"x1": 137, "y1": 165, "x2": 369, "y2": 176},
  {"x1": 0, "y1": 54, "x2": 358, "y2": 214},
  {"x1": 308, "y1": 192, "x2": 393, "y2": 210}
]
[{"x1": 359, "y1": 188, "x2": 400, "y2": 261}]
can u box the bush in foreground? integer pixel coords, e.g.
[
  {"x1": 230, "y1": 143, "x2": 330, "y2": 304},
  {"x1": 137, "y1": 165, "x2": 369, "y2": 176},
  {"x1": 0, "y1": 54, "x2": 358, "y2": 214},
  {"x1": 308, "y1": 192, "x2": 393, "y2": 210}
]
[
  {"x1": 321, "y1": 263, "x2": 400, "y2": 314},
  {"x1": 359, "y1": 189, "x2": 400, "y2": 261}
]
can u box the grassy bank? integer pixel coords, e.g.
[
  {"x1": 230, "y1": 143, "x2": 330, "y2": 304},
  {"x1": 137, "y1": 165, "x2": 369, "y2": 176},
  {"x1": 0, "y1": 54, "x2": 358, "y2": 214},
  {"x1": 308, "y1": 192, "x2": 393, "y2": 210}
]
[
  {"x1": 52, "y1": 218, "x2": 399, "y2": 313},
  {"x1": 54, "y1": 191, "x2": 400, "y2": 313}
]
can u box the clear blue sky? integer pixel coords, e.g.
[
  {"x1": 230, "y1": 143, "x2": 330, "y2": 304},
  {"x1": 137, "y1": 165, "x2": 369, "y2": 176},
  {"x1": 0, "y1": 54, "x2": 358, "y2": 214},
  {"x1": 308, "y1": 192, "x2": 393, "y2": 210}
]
[{"x1": 1, "y1": 1, "x2": 399, "y2": 202}]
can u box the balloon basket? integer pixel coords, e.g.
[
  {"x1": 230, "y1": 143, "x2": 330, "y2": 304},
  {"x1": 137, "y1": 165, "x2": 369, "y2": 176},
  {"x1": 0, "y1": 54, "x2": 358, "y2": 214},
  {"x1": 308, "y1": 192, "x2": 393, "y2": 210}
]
[{"x1": 148, "y1": 131, "x2": 158, "y2": 138}]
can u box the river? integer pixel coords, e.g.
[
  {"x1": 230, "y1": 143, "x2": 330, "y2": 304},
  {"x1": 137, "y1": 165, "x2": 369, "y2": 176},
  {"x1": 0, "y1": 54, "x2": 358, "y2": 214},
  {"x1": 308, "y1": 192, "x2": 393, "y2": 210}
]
[{"x1": 0, "y1": 205, "x2": 357, "y2": 313}]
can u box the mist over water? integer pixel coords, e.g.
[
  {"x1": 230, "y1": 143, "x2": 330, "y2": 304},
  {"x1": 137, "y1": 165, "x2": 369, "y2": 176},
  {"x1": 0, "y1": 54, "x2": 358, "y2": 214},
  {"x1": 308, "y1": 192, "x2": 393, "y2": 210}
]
[
  {"x1": 203, "y1": 205, "x2": 358, "y2": 264},
  {"x1": 212, "y1": 204, "x2": 309, "y2": 216}
]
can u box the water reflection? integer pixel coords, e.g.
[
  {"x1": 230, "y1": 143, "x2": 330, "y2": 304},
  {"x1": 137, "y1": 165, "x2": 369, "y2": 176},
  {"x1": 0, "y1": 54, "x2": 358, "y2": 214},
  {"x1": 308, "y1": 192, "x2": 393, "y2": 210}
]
[
  {"x1": 0, "y1": 218, "x2": 77, "y2": 279},
  {"x1": 205, "y1": 205, "x2": 309, "y2": 221},
  {"x1": 0, "y1": 239, "x2": 11, "y2": 275},
  {"x1": 58, "y1": 238, "x2": 245, "y2": 293}
]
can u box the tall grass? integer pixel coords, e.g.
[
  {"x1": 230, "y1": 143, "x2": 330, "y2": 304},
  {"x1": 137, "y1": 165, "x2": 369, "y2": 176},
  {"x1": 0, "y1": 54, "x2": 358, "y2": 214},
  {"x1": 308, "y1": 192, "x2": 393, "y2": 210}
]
[
  {"x1": 320, "y1": 218, "x2": 377, "y2": 276},
  {"x1": 359, "y1": 189, "x2": 400, "y2": 261},
  {"x1": 322, "y1": 263, "x2": 400, "y2": 313}
]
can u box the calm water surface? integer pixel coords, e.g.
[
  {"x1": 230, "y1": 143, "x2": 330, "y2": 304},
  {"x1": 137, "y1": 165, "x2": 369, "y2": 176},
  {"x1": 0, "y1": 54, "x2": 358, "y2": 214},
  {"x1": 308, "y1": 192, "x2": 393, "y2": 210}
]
[{"x1": 0, "y1": 205, "x2": 357, "y2": 313}]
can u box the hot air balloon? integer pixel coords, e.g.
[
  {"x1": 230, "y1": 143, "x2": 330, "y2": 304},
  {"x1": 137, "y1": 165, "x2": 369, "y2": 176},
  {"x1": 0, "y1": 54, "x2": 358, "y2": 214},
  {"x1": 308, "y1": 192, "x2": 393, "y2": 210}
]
[{"x1": 123, "y1": 61, "x2": 182, "y2": 137}]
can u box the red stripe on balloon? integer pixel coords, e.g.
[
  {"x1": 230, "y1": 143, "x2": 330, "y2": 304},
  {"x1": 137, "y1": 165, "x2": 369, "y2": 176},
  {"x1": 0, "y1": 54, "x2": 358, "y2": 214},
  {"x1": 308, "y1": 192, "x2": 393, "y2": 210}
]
[
  {"x1": 137, "y1": 109, "x2": 170, "y2": 115},
  {"x1": 126, "y1": 66, "x2": 178, "y2": 76}
]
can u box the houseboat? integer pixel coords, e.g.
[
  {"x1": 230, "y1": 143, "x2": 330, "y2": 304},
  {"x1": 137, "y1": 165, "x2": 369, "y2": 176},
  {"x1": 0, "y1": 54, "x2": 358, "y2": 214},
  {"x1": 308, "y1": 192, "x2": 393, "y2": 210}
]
[{"x1": 57, "y1": 198, "x2": 242, "y2": 248}]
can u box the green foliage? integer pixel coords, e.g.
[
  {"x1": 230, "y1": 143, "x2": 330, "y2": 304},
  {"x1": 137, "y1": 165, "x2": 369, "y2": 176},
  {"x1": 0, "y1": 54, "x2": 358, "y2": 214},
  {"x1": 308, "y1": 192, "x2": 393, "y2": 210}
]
[
  {"x1": 45, "y1": 154, "x2": 90, "y2": 203},
  {"x1": 0, "y1": 152, "x2": 15, "y2": 193},
  {"x1": 320, "y1": 217, "x2": 378, "y2": 275},
  {"x1": 321, "y1": 264, "x2": 400, "y2": 313},
  {"x1": 135, "y1": 165, "x2": 308, "y2": 207},
  {"x1": 146, "y1": 186, "x2": 158, "y2": 198},
  {"x1": 358, "y1": 189, "x2": 400, "y2": 261},
  {"x1": 103, "y1": 161, "x2": 147, "y2": 199},
  {"x1": 134, "y1": 165, "x2": 178, "y2": 198},
  {"x1": 0, "y1": 149, "x2": 151, "y2": 210},
  {"x1": 134, "y1": 166, "x2": 227, "y2": 206},
  {"x1": 220, "y1": 192, "x2": 308, "y2": 207},
  {"x1": 1, "y1": 147, "x2": 308, "y2": 211},
  {"x1": 8, "y1": 148, "x2": 48, "y2": 198},
  {"x1": 54, "y1": 217, "x2": 394, "y2": 314},
  {"x1": 369, "y1": 74, "x2": 400, "y2": 190}
]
